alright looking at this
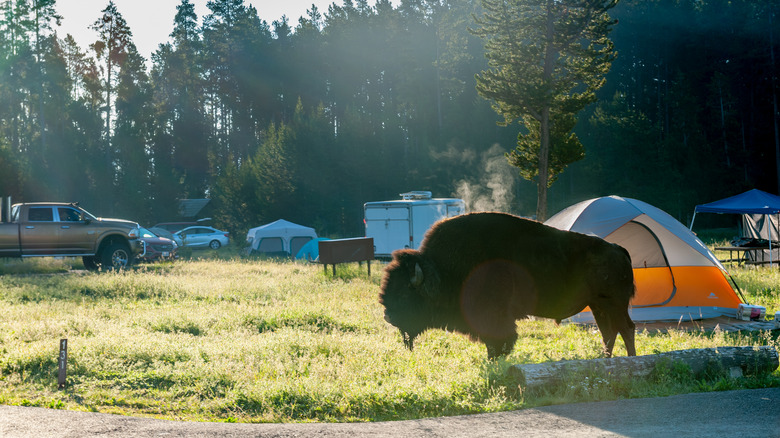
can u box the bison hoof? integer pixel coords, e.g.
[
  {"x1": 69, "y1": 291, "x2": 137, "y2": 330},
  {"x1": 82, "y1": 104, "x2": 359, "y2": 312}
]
[
  {"x1": 485, "y1": 340, "x2": 514, "y2": 360},
  {"x1": 402, "y1": 332, "x2": 415, "y2": 351}
]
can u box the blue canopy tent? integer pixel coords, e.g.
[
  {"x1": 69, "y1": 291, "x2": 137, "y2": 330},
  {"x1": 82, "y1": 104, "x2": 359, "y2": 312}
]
[{"x1": 691, "y1": 189, "x2": 780, "y2": 266}]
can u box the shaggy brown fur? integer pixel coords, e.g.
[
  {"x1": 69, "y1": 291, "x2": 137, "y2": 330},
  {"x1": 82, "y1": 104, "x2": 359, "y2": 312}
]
[{"x1": 379, "y1": 212, "x2": 636, "y2": 359}]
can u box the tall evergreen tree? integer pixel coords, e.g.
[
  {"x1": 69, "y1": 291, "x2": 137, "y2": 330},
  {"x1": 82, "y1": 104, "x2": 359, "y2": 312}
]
[
  {"x1": 0, "y1": 0, "x2": 34, "y2": 159},
  {"x1": 150, "y1": 0, "x2": 209, "y2": 211},
  {"x1": 202, "y1": 0, "x2": 272, "y2": 170},
  {"x1": 59, "y1": 32, "x2": 105, "y2": 203},
  {"x1": 473, "y1": 0, "x2": 619, "y2": 220},
  {"x1": 5, "y1": 0, "x2": 779, "y2": 234},
  {"x1": 0, "y1": 2, "x2": 27, "y2": 195},
  {"x1": 114, "y1": 44, "x2": 152, "y2": 220},
  {"x1": 90, "y1": 0, "x2": 133, "y2": 206},
  {"x1": 30, "y1": 0, "x2": 60, "y2": 168},
  {"x1": 35, "y1": 35, "x2": 79, "y2": 200},
  {"x1": 90, "y1": 0, "x2": 131, "y2": 139}
]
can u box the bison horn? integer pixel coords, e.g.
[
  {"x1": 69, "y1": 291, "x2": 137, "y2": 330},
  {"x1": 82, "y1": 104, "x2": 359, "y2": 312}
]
[{"x1": 411, "y1": 263, "x2": 424, "y2": 287}]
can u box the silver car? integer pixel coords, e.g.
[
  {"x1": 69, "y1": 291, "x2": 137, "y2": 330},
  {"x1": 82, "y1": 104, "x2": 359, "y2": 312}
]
[{"x1": 174, "y1": 226, "x2": 229, "y2": 250}]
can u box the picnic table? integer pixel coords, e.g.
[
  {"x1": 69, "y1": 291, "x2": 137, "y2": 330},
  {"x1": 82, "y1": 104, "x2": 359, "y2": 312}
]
[
  {"x1": 318, "y1": 237, "x2": 374, "y2": 275},
  {"x1": 715, "y1": 245, "x2": 776, "y2": 267}
]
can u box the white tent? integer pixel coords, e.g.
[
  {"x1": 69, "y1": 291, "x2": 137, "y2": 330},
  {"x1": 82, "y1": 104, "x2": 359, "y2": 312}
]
[
  {"x1": 246, "y1": 219, "x2": 318, "y2": 256},
  {"x1": 545, "y1": 196, "x2": 743, "y2": 322}
]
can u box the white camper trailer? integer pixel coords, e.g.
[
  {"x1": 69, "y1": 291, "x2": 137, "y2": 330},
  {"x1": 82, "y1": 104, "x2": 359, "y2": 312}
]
[{"x1": 364, "y1": 191, "x2": 465, "y2": 259}]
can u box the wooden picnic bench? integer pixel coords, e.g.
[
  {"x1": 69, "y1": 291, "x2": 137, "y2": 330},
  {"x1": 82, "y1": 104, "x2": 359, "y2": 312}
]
[
  {"x1": 318, "y1": 237, "x2": 374, "y2": 275},
  {"x1": 715, "y1": 246, "x2": 777, "y2": 267}
]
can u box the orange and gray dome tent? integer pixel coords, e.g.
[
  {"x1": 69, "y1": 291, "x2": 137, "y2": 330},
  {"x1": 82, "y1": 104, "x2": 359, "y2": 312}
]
[{"x1": 545, "y1": 196, "x2": 744, "y2": 322}]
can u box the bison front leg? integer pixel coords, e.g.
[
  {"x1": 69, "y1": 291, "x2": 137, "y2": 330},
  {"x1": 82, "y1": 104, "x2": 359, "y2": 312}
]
[
  {"x1": 484, "y1": 332, "x2": 518, "y2": 360},
  {"x1": 401, "y1": 330, "x2": 417, "y2": 351}
]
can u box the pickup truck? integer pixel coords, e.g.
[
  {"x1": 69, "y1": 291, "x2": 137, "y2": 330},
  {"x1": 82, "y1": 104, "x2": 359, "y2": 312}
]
[{"x1": 0, "y1": 202, "x2": 144, "y2": 270}]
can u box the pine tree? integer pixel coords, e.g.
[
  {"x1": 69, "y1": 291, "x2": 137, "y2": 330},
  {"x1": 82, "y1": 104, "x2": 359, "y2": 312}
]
[
  {"x1": 473, "y1": 0, "x2": 618, "y2": 220},
  {"x1": 150, "y1": 0, "x2": 209, "y2": 206},
  {"x1": 90, "y1": 0, "x2": 132, "y2": 141},
  {"x1": 90, "y1": 0, "x2": 133, "y2": 206},
  {"x1": 114, "y1": 45, "x2": 153, "y2": 219}
]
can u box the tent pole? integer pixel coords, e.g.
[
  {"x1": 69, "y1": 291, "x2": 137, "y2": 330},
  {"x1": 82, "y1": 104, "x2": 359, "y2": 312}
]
[
  {"x1": 689, "y1": 211, "x2": 697, "y2": 230},
  {"x1": 775, "y1": 213, "x2": 780, "y2": 268},
  {"x1": 727, "y1": 273, "x2": 749, "y2": 304},
  {"x1": 770, "y1": 214, "x2": 773, "y2": 267},
  {"x1": 765, "y1": 213, "x2": 774, "y2": 267}
]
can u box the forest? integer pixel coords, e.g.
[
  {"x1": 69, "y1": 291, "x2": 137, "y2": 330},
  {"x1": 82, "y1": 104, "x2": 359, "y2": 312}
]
[{"x1": 0, "y1": 0, "x2": 778, "y2": 238}]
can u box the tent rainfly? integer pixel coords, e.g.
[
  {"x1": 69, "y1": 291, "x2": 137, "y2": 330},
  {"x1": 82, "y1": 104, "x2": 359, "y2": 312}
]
[
  {"x1": 691, "y1": 189, "x2": 780, "y2": 266},
  {"x1": 545, "y1": 196, "x2": 744, "y2": 323},
  {"x1": 295, "y1": 237, "x2": 330, "y2": 261},
  {"x1": 246, "y1": 220, "x2": 318, "y2": 256}
]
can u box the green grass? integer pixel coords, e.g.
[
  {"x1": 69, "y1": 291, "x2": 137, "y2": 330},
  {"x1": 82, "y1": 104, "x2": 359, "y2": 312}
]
[{"x1": 0, "y1": 248, "x2": 778, "y2": 423}]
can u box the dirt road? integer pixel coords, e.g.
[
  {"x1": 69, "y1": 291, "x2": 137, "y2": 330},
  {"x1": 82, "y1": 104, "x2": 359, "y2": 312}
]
[{"x1": 1, "y1": 387, "x2": 779, "y2": 437}]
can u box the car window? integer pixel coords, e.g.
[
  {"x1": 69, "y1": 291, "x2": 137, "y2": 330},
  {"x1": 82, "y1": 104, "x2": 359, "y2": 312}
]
[
  {"x1": 28, "y1": 207, "x2": 54, "y2": 222},
  {"x1": 57, "y1": 207, "x2": 82, "y2": 222}
]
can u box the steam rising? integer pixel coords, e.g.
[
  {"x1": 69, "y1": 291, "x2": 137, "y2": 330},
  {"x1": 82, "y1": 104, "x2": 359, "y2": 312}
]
[{"x1": 456, "y1": 144, "x2": 516, "y2": 213}]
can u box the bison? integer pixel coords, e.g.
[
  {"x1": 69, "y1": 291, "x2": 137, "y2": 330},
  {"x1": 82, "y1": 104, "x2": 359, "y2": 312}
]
[{"x1": 379, "y1": 212, "x2": 636, "y2": 359}]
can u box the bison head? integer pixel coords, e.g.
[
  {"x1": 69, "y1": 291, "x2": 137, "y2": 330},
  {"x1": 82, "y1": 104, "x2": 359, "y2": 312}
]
[{"x1": 379, "y1": 250, "x2": 441, "y2": 350}]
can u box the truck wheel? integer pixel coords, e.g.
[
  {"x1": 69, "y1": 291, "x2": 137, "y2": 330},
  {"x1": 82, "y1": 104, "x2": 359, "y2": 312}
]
[
  {"x1": 101, "y1": 243, "x2": 132, "y2": 270},
  {"x1": 82, "y1": 256, "x2": 100, "y2": 271},
  {"x1": 209, "y1": 240, "x2": 221, "y2": 250}
]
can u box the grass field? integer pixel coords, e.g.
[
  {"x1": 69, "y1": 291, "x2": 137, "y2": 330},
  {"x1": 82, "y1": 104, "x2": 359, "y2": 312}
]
[{"x1": 0, "y1": 246, "x2": 778, "y2": 423}]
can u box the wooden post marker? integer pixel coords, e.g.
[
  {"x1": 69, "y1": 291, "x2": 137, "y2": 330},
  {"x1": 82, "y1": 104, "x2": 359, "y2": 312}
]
[{"x1": 58, "y1": 339, "x2": 68, "y2": 389}]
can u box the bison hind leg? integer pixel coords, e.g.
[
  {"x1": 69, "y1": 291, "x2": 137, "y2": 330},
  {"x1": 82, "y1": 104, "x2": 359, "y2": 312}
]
[
  {"x1": 591, "y1": 307, "x2": 636, "y2": 357},
  {"x1": 618, "y1": 310, "x2": 636, "y2": 356}
]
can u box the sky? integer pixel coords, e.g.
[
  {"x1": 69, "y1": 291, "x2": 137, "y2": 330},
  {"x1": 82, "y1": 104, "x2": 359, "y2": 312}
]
[{"x1": 54, "y1": 0, "x2": 341, "y2": 63}]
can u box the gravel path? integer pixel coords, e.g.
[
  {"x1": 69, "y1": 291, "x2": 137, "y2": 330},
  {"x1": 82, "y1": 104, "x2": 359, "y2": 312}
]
[{"x1": 2, "y1": 387, "x2": 779, "y2": 437}]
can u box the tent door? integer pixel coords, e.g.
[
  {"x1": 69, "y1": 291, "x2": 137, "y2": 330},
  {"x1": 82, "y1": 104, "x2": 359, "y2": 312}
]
[{"x1": 606, "y1": 221, "x2": 677, "y2": 307}]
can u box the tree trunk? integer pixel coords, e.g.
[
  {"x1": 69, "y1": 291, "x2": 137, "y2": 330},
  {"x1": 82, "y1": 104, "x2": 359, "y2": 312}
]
[
  {"x1": 537, "y1": 106, "x2": 550, "y2": 221},
  {"x1": 508, "y1": 346, "x2": 779, "y2": 390},
  {"x1": 769, "y1": 11, "x2": 780, "y2": 195},
  {"x1": 718, "y1": 83, "x2": 731, "y2": 168},
  {"x1": 536, "y1": 0, "x2": 557, "y2": 222}
]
